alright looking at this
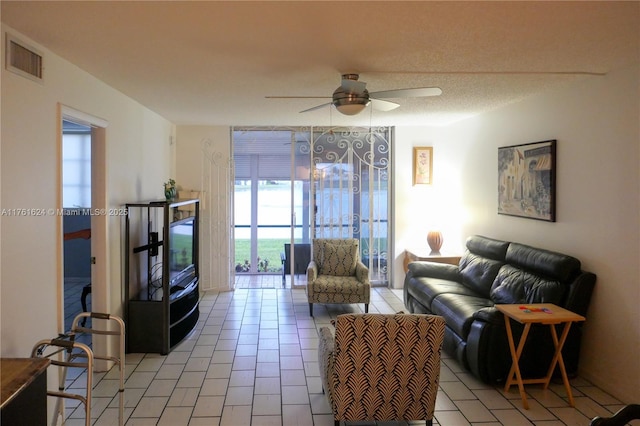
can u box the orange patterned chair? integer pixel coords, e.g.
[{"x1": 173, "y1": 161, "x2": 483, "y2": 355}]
[
  {"x1": 306, "y1": 238, "x2": 370, "y2": 317},
  {"x1": 318, "y1": 313, "x2": 445, "y2": 426}
]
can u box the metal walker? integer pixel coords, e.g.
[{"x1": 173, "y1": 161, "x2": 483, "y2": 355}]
[
  {"x1": 31, "y1": 312, "x2": 125, "y2": 426},
  {"x1": 31, "y1": 333, "x2": 94, "y2": 426}
]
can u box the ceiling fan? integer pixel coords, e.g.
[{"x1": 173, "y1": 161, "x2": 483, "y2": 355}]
[{"x1": 267, "y1": 73, "x2": 442, "y2": 116}]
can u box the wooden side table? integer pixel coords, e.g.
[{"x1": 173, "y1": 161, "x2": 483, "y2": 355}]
[
  {"x1": 495, "y1": 303, "x2": 585, "y2": 409},
  {"x1": 1, "y1": 358, "x2": 50, "y2": 425},
  {"x1": 403, "y1": 248, "x2": 461, "y2": 273}
]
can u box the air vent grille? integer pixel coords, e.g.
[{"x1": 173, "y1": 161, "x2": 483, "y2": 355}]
[{"x1": 6, "y1": 34, "x2": 43, "y2": 82}]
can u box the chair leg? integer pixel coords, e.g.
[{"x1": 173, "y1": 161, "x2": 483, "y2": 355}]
[
  {"x1": 81, "y1": 284, "x2": 91, "y2": 313},
  {"x1": 309, "y1": 303, "x2": 313, "y2": 317},
  {"x1": 364, "y1": 303, "x2": 369, "y2": 313},
  {"x1": 80, "y1": 284, "x2": 92, "y2": 326}
]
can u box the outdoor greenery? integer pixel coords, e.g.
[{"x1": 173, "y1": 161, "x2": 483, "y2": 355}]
[
  {"x1": 235, "y1": 238, "x2": 288, "y2": 273},
  {"x1": 234, "y1": 237, "x2": 388, "y2": 273}
]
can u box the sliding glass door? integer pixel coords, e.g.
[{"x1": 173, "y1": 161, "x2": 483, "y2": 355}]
[
  {"x1": 232, "y1": 126, "x2": 391, "y2": 286},
  {"x1": 232, "y1": 129, "x2": 311, "y2": 287}
]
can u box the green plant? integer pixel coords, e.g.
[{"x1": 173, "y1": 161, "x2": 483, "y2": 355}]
[
  {"x1": 164, "y1": 178, "x2": 177, "y2": 200},
  {"x1": 164, "y1": 178, "x2": 176, "y2": 189}
]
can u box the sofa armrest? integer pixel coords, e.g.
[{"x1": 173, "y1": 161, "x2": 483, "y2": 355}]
[
  {"x1": 407, "y1": 261, "x2": 462, "y2": 281},
  {"x1": 472, "y1": 306, "x2": 505, "y2": 325},
  {"x1": 564, "y1": 271, "x2": 596, "y2": 316}
]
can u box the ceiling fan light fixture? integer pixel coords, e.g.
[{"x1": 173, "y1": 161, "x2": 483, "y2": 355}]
[
  {"x1": 334, "y1": 100, "x2": 369, "y2": 115},
  {"x1": 332, "y1": 87, "x2": 370, "y2": 115}
]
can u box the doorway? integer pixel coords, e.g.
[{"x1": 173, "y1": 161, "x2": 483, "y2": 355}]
[
  {"x1": 232, "y1": 126, "x2": 391, "y2": 288},
  {"x1": 58, "y1": 105, "x2": 108, "y2": 359},
  {"x1": 62, "y1": 119, "x2": 93, "y2": 340}
]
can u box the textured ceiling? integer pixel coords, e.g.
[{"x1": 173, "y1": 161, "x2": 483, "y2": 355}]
[{"x1": 2, "y1": 1, "x2": 638, "y2": 126}]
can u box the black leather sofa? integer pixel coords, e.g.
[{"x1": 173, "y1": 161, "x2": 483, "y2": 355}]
[{"x1": 404, "y1": 235, "x2": 596, "y2": 384}]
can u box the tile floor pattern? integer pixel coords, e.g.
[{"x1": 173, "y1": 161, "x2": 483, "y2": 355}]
[{"x1": 58, "y1": 279, "x2": 636, "y2": 426}]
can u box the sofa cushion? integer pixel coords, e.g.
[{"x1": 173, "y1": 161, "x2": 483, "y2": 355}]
[
  {"x1": 407, "y1": 277, "x2": 477, "y2": 311},
  {"x1": 431, "y1": 294, "x2": 494, "y2": 340},
  {"x1": 458, "y1": 254, "x2": 504, "y2": 298},
  {"x1": 465, "y1": 235, "x2": 510, "y2": 261},
  {"x1": 308, "y1": 275, "x2": 368, "y2": 299},
  {"x1": 490, "y1": 264, "x2": 565, "y2": 304},
  {"x1": 506, "y1": 243, "x2": 581, "y2": 282},
  {"x1": 319, "y1": 241, "x2": 358, "y2": 276}
]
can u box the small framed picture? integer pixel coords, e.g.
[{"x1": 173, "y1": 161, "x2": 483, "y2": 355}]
[{"x1": 413, "y1": 146, "x2": 433, "y2": 185}]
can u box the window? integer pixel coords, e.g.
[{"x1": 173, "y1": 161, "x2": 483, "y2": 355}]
[{"x1": 62, "y1": 120, "x2": 91, "y2": 208}]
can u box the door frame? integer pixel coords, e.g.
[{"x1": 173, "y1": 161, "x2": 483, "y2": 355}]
[{"x1": 57, "y1": 104, "x2": 109, "y2": 365}]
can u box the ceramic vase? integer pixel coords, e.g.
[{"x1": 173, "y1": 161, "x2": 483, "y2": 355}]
[
  {"x1": 165, "y1": 185, "x2": 176, "y2": 201},
  {"x1": 427, "y1": 231, "x2": 443, "y2": 254}
]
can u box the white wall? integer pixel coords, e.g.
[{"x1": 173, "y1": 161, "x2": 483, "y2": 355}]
[
  {"x1": 1, "y1": 25, "x2": 174, "y2": 366},
  {"x1": 394, "y1": 63, "x2": 640, "y2": 403},
  {"x1": 393, "y1": 124, "x2": 469, "y2": 288}
]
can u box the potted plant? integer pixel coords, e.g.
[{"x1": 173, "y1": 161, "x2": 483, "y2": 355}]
[{"x1": 164, "y1": 178, "x2": 176, "y2": 200}]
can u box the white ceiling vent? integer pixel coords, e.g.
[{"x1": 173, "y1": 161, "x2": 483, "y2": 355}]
[{"x1": 5, "y1": 33, "x2": 43, "y2": 83}]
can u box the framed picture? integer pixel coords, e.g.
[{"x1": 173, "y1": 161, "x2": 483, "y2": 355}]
[
  {"x1": 413, "y1": 146, "x2": 433, "y2": 185},
  {"x1": 498, "y1": 139, "x2": 556, "y2": 222}
]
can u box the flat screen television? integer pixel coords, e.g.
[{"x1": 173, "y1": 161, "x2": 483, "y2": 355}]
[{"x1": 168, "y1": 216, "x2": 197, "y2": 291}]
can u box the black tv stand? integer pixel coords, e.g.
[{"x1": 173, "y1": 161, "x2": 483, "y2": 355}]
[{"x1": 124, "y1": 199, "x2": 200, "y2": 354}]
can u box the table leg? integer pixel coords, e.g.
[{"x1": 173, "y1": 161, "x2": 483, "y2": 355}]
[
  {"x1": 544, "y1": 322, "x2": 576, "y2": 406},
  {"x1": 503, "y1": 315, "x2": 532, "y2": 409}
]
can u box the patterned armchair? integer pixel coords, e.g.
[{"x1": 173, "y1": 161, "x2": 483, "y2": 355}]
[
  {"x1": 306, "y1": 238, "x2": 370, "y2": 317},
  {"x1": 318, "y1": 313, "x2": 446, "y2": 426}
]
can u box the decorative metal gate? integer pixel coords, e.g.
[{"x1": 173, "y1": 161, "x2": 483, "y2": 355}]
[{"x1": 311, "y1": 127, "x2": 391, "y2": 285}]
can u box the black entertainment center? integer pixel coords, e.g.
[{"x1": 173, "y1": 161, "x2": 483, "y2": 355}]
[{"x1": 124, "y1": 198, "x2": 200, "y2": 354}]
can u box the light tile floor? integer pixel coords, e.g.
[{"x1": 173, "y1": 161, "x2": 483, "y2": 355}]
[{"x1": 57, "y1": 276, "x2": 635, "y2": 426}]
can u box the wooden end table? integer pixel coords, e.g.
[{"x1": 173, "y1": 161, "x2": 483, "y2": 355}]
[
  {"x1": 403, "y1": 248, "x2": 461, "y2": 273},
  {"x1": 495, "y1": 303, "x2": 585, "y2": 410}
]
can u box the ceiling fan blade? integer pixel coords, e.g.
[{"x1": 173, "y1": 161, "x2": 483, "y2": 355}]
[
  {"x1": 369, "y1": 87, "x2": 442, "y2": 98},
  {"x1": 299, "y1": 102, "x2": 332, "y2": 113},
  {"x1": 371, "y1": 98, "x2": 400, "y2": 112},
  {"x1": 265, "y1": 96, "x2": 330, "y2": 99}
]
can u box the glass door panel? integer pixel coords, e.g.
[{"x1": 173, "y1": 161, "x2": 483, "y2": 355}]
[
  {"x1": 233, "y1": 178, "x2": 252, "y2": 273},
  {"x1": 257, "y1": 179, "x2": 291, "y2": 273}
]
